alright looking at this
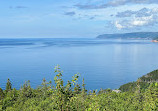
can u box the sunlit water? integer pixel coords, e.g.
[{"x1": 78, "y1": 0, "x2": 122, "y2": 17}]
[{"x1": 0, "y1": 38, "x2": 158, "y2": 90}]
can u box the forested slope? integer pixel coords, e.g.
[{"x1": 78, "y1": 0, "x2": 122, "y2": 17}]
[{"x1": 1, "y1": 65, "x2": 158, "y2": 111}]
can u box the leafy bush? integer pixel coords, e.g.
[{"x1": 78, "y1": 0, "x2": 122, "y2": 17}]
[{"x1": 1, "y1": 65, "x2": 158, "y2": 111}]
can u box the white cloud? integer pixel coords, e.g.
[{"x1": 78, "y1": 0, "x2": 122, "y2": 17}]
[
  {"x1": 132, "y1": 20, "x2": 147, "y2": 26},
  {"x1": 63, "y1": 0, "x2": 158, "y2": 31},
  {"x1": 63, "y1": 7, "x2": 114, "y2": 20},
  {"x1": 64, "y1": 11, "x2": 76, "y2": 16},
  {"x1": 116, "y1": 7, "x2": 158, "y2": 18},
  {"x1": 112, "y1": 7, "x2": 158, "y2": 29},
  {"x1": 75, "y1": 0, "x2": 158, "y2": 9},
  {"x1": 115, "y1": 21, "x2": 125, "y2": 29},
  {"x1": 114, "y1": 15, "x2": 158, "y2": 29}
]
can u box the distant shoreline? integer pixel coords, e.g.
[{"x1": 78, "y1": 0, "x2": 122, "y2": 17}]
[
  {"x1": 152, "y1": 40, "x2": 158, "y2": 42},
  {"x1": 97, "y1": 32, "x2": 158, "y2": 40}
]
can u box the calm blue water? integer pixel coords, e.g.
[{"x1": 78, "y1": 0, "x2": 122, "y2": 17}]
[{"x1": 0, "y1": 38, "x2": 158, "y2": 90}]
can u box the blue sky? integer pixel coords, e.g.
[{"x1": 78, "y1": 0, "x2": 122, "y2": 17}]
[{"x1": 1, "y1": 0, "x2": 158, "y2": 38}]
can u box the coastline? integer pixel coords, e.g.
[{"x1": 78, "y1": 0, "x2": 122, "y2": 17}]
[{"x1": 152, "y1": 40, "x2": 158, "y2": 42}]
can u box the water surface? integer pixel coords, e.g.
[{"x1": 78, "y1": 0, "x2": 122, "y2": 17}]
[{"x1": 0, "y1": 38, "x2": 158, "y2": 90}]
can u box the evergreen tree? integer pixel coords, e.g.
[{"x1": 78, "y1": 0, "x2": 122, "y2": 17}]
[
  {"x1": 81, "y1": 78, "x2": 87, "y2": 96},
  {"x1": 0, "y1": 88, "x2": 4, "y2": 100},
  {"x1": 143, "y1": 83, "x2": 158, "y2": 110},
  {"x1": 19, "y1": 80, "x2": 33, "y2": 99},
  {"x1": 2, "y1": 66, "x2": 158, "y2": 110},
  {"x1": 41, "y1": 78, "x2": 52, "y2": 99},
  {"x1": 5, "y1": 79, "x2": 12, "y2": 93}
]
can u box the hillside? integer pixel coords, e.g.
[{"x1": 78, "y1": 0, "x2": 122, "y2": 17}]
[
  {"x1": 1, "y1": 66, "x2": 158, "y2": 110},
  {"x1": 119, "y1": 69, "x2": 158, "y2": 92},
  {"x1": 153, "y1": 37, "x2": 158, "y2": 41},
  {"x1": 97, "y1": 32, "x2": 158, "y2": 39}
]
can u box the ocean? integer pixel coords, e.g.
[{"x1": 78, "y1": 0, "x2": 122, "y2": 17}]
[{"x1": 0, "y1": 38, "x2": 158, "y2": 90}]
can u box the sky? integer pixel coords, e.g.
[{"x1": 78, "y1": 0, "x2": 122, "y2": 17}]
[{"x1": 1, "y1": 0, "x2": 158, "y2": 38}]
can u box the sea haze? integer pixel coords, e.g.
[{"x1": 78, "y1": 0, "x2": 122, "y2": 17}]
[{"x1": 0, "y1": 38, "x2": 158, "y2": 90}]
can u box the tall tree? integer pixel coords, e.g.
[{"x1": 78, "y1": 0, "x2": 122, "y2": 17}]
[
  {"x1": 5, "y1": 79, "x2": 12, "y2": 93},
  {"x1": 0, "y1": 88, "x2": 4, "y2": 100}
]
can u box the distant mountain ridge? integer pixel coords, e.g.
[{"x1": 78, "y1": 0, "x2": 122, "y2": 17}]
[{"x1": 97, "y1": 32, "x2": 158, "y2": 40}]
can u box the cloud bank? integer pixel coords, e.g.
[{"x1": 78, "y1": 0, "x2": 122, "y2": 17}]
[
  {"x1": 114, "y1": 8, "x2": 158, "y2": 29},
  {"x1": 63, "y1": 0, "x2": 158, "y2": 32},
  {"x1": 64, "y1": 12, "x2": 76, "y2": 16},
  {"x1": 75, "y1": 0, "x2": 158, "y2": 9},
  {"x1": 9, "y1": 6, "x2": 28, "y2": 9}
]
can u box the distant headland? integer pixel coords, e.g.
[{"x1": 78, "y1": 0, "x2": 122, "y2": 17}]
[{"x1": 97, "y1": 32, "x2": 158, "y2": 40}]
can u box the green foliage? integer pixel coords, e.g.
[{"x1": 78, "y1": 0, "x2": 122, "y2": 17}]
[
  {"x1": 0, "y1": 88, "x2": 4, "y2": 100},
  {"x1": 19, "y1": 80, "x2": 34, "y2": 99},
  {"x1": 153, "y1": 37, "x2": 158, "y2": 40},
  {"x1": 140, "y1": 69, "x2": 158, "y2": 82},
  {"x1": 5, "y1": 79, "x2": 12, "y2": 94},
  {"x1": 1, "y1": 66, "x2": 158, "y2": 111},
  {"x1": 119, "y1": 69, "x2": 158, "y2": 92},
  {"x1": 119, "y1": 82, "x2": 137, "y2": 92}
]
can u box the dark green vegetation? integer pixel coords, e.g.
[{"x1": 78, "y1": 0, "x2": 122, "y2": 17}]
[
  {"x1": 1, "y1": 65, "x2": 158, "y2": 111},
  {"x1": 97, "y1": 32, "x2": 158, "y2": 39},
  {"x1": 153, "y1": 37, "x2": 158, "y2": 41},
  {"x1": 119, "y1": 69, "x2": 158, "y2": 92}
]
